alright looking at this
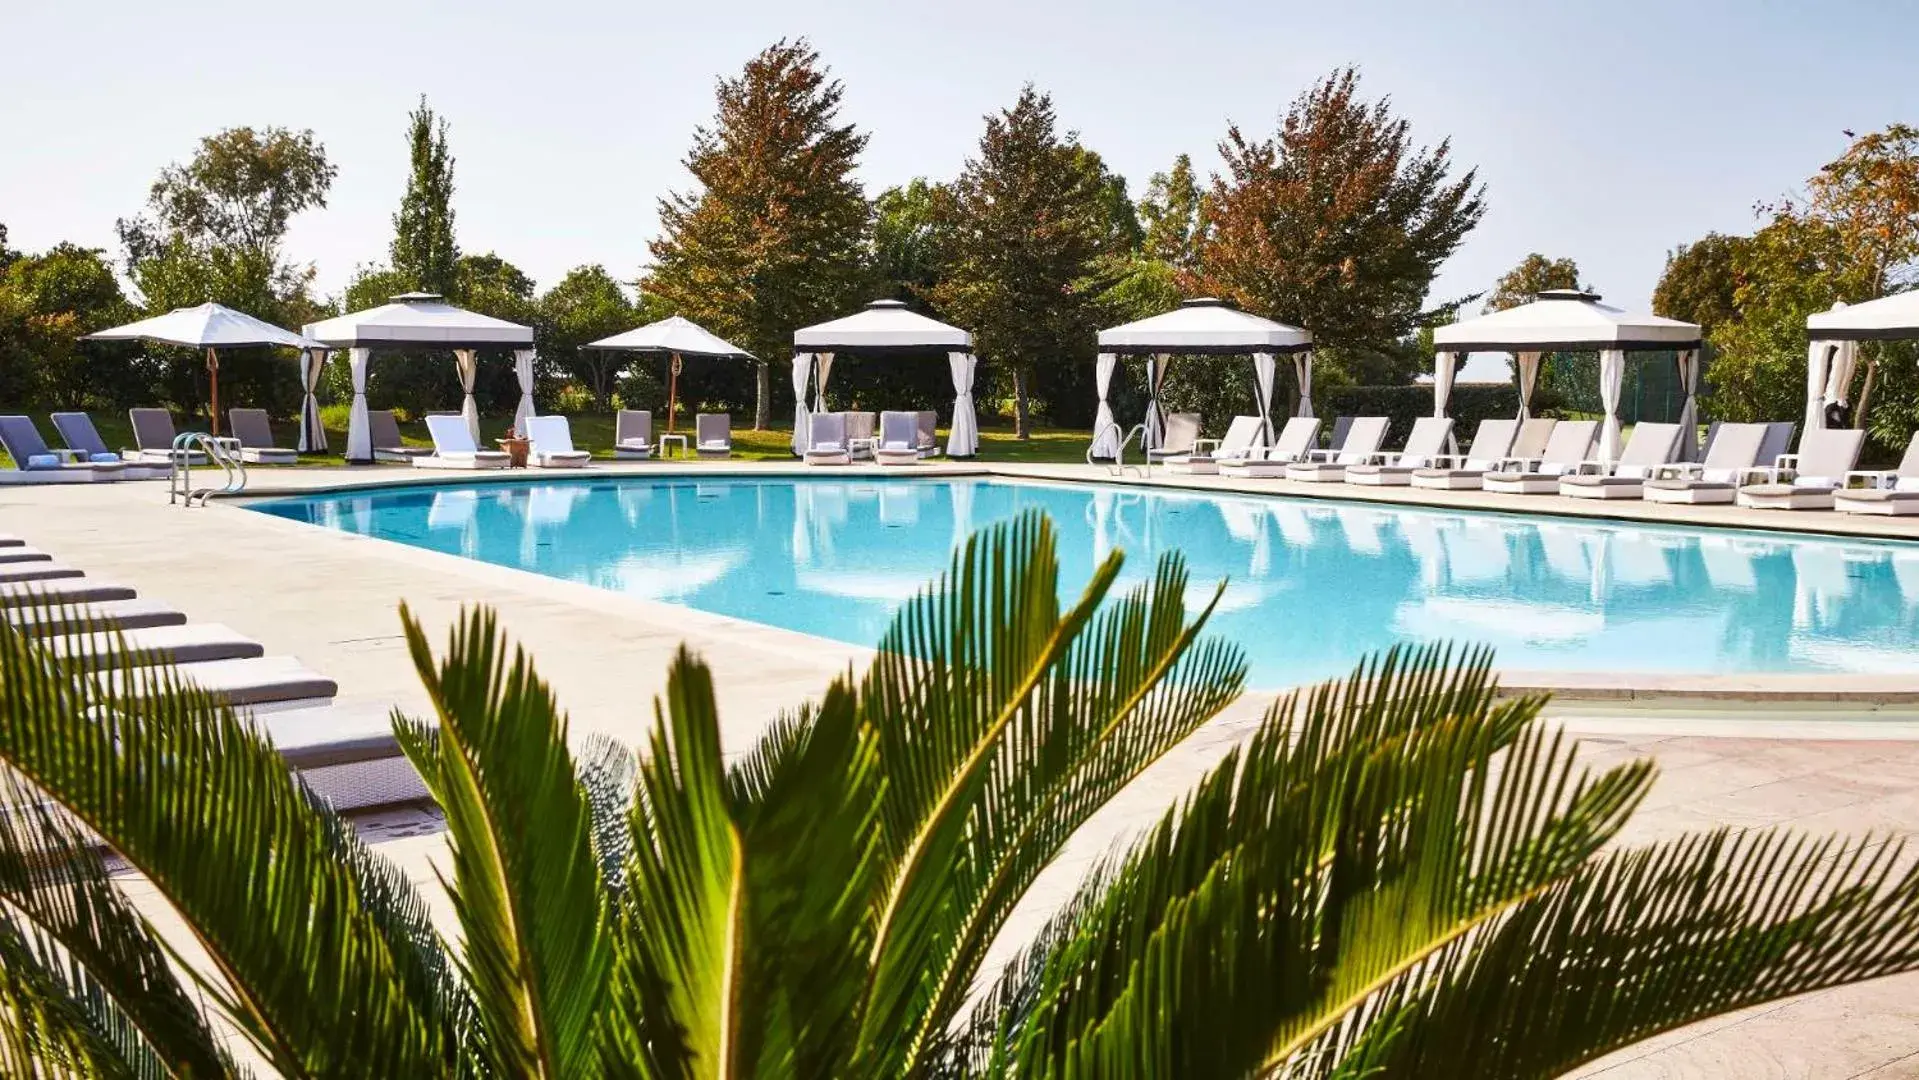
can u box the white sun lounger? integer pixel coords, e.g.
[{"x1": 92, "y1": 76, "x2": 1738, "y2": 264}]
[
  {"x1": 1736, "y1": 427, "x2": 1866, "y2": 510},
  {"x1": 803, "y1": 412, "x2": 853, "y2": 466},
  {"x1": 0, "y1": 416, "x2": 121, "y2": 483},
  {"x1": 1219, "y1": 417, "x2": 1323, "y2": 478},
  {"x1": 366, "y1": 410, "x2": 431, "y2": 463},
  {"x1": 128, "y1": 408, "x2": 207, "y2": 466},
  {"x1": 1642, "y1": 423, "x2": 1768, "y2": 504},
  {"x1": 97, "y1": 655, "x2": 338, "y2": 710},
  {"x1": 4, "y1": 598, "x2": 187, "y2": 635},
  {"x1": 614, "y1": 410, "x2": 655, "y2": 460},
  {"x1": 524, "y1": 416, "x2": 592, "y2": 468},
  {"x1": 1162, "y1": 415, "x2": 1265, "y2": 475},
  {"x1": 1287, "y1": 417, "x2": 1389, "y2": 482},
  {"x1": 44, "y1": 622, "x2": 266, "y2": 670},
  {"x1": 1559, "y1": 423, "x2": 1684, "y2": 500},
  {"x1": 415, "y1": 414, "x2": 509, "y2": 470},
  {"x1": 1345, "y1": 417, "x2": 1455, "y2": 486},
  {"x1": 695, "y1": 413, "x2": 733, "y2": 459},
  {"x1": 1834, "y1": 431, "x2": 1919, "y2": 516},
  {"x1": 875, "y1": 411, "x2": 922, "y2": 466},
  {"x1": 1410, "y1": 418, "x2": 1520, "y2": 490},
  {"x1": 49, "y1": 412, "x2": 161, "y2": 479},
  {"x1": 1483, "y1": 421, "x2": 1599, "y2": 494},
  {"x1": 0, "y1": 547, "x2": 51, "y2": 565},
  {"x1": 226, "y1": 408, "x2": 300, "y2": 465},
  {"x1": 0, "y1": 562, "x2": 84, "y2": 585},
  {"x1": 1146, "y1": 413, "x2": 1203, "y2": 464}
]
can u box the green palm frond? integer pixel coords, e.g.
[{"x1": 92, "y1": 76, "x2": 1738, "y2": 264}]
[
  {"x1": 0, "y1": 604, "x2": 465, "y2": 1078},
  {"x1": 1296, "y1": 828, "x2": 1919, "y2": 1079},
  {"x1": 968, "y1": 644, "x2": 1658, "y2": 1077},
  {"x1": 0, "y1": 916, "x2": 148, "y2": 1079},
  {"x1": 854, "y1": 511, "x2": 1247, "y2": 1074},
  {"x1": 600, "y1": 646, "x2": 745, "y2": 1077},
  {"x1": 398, "y1": 604, "x2": 611, "y2": 1079},
  {"x1": 0, "y1": 775, "x2": 236, "y2": 1078}
]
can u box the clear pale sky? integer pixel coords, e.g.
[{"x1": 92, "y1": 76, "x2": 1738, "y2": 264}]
[{"x1": 5, "y1": 0, "x2": 1914, "y2": 327}]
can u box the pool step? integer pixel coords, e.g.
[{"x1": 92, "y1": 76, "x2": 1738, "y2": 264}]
[
  {"x1": 0, "y1": 547, "x2": 53, "y2": 565},
  {"x1": 4, "y1": 598, "x2": 186, "y2": 635},
  {"x1": 0, "y1": 562, "x2": 84, "y2": 584},
  {"x1": 99, "y1": 655, "x2": 338, "y2": 709},
  {"x1": 0, "y1": 578, "x2": 138, "y2": 607}
]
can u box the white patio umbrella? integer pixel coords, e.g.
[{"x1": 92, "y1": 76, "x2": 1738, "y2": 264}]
[
  {"x1": 85, "y1": 302, "x2": 322, "y2": 437},
  {"x1": 585, "y1": 316, "x2": 754, "y2": 433}
]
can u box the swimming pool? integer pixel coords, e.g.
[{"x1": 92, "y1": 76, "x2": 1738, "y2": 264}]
[{"x1": 248, "y1": 477, "x2": 1919, "y2": 687}]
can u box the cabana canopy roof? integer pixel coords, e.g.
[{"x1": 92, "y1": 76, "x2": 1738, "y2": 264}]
[
  {"x1": 1434, "y1": 290, "x2": 1700, "y2": 353},
  {"x1": 86, "y1": 302, "x2": 320, "y2": 350},
  {"x1": 1098, "y1": 297, "x2": 1312, "y2": 355},
  {"x1": 1807, "y1": 293, "x2": 1919, "y2": 340},
  {"x1": 586, "y1": 315, "x2": 754, "y2": 358},
  {"x1": 303, "y1": 292, "x2": 533, "y2": 349},
  {"x1": 793, "y1": 299, "x2": 971, "y2": 354}
]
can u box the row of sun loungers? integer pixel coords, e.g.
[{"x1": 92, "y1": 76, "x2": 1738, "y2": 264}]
[
  {"x1": 801, "y1": 410, "x2": 943, "y2": 467},
  {"x1": 1157, "y1": 411, "x2": 1911, "y2": 515},
  {"x1": 0, "y1": 533, "x2": 423, "y2": 807}
]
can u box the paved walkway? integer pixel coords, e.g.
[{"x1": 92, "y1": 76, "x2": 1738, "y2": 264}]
[{"x1": 6, "y1": 468, "x2": 1919, "y2": 1077}]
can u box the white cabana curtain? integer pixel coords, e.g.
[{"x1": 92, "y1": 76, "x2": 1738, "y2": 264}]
[
  {"x1": 1293, "y1": 352, "x2": 1313, "y2": 418},
  {"x1": 512, "y1": 349, "x2": 537, "y2": 433},
  {"x1": 1143, "y1": 354, "x2": 1169, "y2": 449},
  {"x1": 1433, "y1": 351, "x2": 1459, "y2": 418},
  {"x1": 1598, "y1": 348, "x2": 1627, "y2": 464},
  {"x1": 947, "y1": 351, "x2": 979, "y2": 457},
  {"x1": 1091, "y1": 352, "x2": 1120, "y2": 458},
  {"x1": 1825, "y1": 340, "x2": 1860, "y2": 421},
  {"x1": 1674, "y1": 349, "x2": 1702, "y2": 461},
  {"x1": 813, "y1": 351, "x2": 835, "y2": 413},
  {"x1": 791, "y1": 353, "x2": 813, "y2": 454},
  {"x1": 453, "y1": 348, "x2": 481, "y2": 443},
  {"x1": 1805, "y1": 341, "x2": 1834, "y2": 432},
  {"x1": 298, "y1": 347, "x2": 328, "y2": 453},
  {"x1": 1252, "y1": 352, "x2": 1276, "y2": 444},
  {"x1": 346, "y1": 347, "x2": 372, "y2": 462},
  {"x1": 1515, "y1": 351, "x2": 1542, "y2": 421}
]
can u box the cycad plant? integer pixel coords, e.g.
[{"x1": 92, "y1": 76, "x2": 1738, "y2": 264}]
[{"x1": 2, "y1": 512, "x2": 1918, "y2": 1078}]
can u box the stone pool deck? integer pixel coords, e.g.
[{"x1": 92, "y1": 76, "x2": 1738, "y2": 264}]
[{"x1": 7, "y1": 463, "x2": 1919, "y2": 1076}]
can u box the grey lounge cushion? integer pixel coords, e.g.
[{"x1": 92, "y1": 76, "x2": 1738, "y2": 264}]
[
  {"x1": 0, "y1": 562, "x2": 84, "y2": 584},
  {"x1": 1739, "y1": 483, "x2": 1800, "y2": 498},
  {"x1": 0, "y1": 580, "x2": 140, "y2": 608},
  {"x1": 5, "y1": 598, "x2": 187, "y2": 635},
  {"x1": 45, "y1": 622, "x2": 265, "y2": 670},
  {"x1": 1836, "y1": 488, "x2": 1919, "y2": 503},
  {"x1": 102, "y1": 655, "x2": 337, "y2": 707},
  {"x1": 1644, "y1": 478, "x2": 1735, "y2": 492},
  {"x1": 1562, "y1": 474, "x2": 1643, "y2": 487}
]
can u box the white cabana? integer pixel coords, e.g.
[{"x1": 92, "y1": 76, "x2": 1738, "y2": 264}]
[
  {"x1": 585, "y1": 316, "x2": 753, "y2": 434},
  {"x1": 304, "y1": 293, "x2": 535, "y2": 464},
  {"x1": 1806, "y1": 293, "x2": 1919, "y2": 431},
  {"x1": 1433, "y1": 290, "x2": 1702, "y2": 464},
  {"x1": 791, "y1": 300, "x2": 979, "y2": 457},
  {"x1": 1095, "y1": 298, "x2": 1312, "y2": 453},
  {"x1": 85, "y1": 302, "x2": 323, "y2": 441}
]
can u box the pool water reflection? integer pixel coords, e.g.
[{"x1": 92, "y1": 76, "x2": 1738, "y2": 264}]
[{"x1": 250, "y1": 477, "x2": 1919, "y2": 687}]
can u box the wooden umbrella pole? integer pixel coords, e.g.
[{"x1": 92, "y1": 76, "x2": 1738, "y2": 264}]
[
  {"x1": 667, "y1": 352, "x2": 683, "y2": 433},
  {"x1": 207, "y1": 347, "x2": 221, "y2": 435}
]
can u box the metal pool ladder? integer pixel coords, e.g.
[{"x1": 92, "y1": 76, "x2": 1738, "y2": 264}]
[
  {"x1": 1087, "y1": 422, "x2": 1150, "y2": 477},
  {"x1": 168, "y1": 432, "x2": 247, "y2": 507}
]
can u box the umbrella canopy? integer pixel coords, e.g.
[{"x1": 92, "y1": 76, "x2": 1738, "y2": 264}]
[
  {"x1": 1807, "y1": 291, "x2": 1919, "y2": 340},
  {"x1": 585, "y1": 315, "x2": 755, "y2": 358},
  {"x1": 302, "y1": 292, "x2": 533, "y2": 348},
  {"x1": 1434, "y1": 290, "x2": 1701, "y2": 352},
  {"x1": 1097, "y1": 297, "x2": 1312, "y2": 354},
  {"x1": 794, "y1": 299, "x2": 970, "y2": 353},
  {"x1": 85, "y1": 302, "x2": 320, "y2": 350}
]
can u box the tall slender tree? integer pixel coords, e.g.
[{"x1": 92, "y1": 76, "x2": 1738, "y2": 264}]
[
  {"x1": 646, "y1": 39, "x2": 871, "y2": 429},
  {"x1": 932, "y1": 85, "x2": 1121, "y2": 437},
  {"x1": 391, "y1": 96, "x2": 460, "y2": 296},
  {"x1": 1192, "y1": 67, "x2": 1485, "y2": 366},
  {"x1": 1139, "y1": 153, "x2": 1205, "y2": 270}
]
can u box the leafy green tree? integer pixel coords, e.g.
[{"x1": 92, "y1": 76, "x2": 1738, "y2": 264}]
[
  {"x1": 1652, "y1": 233, "x2": 1749, "y2": 335},
  {"x1": 391, "y1": 96, "x2": 461, "y2": 296},
  {"x1": 537, "y1": 264, "x2": 639, "y2": 409},
  {"x1": 115, "y1": 126, "x2": 335, "y2": 420},
  {"x1": 0, "y1": 241, "x2": 137, "y2": 409},
  {"x1": 1192, "y1": 67, "x2": 1485, "y2": 376},
  {"x1": 1139, "y1": 153, "x2": 1205, "y2": 270},
  {"x1": 647, "y1": 38, "x2": 873, "y2": 430},
  {"x1": 1486, "y1": 253, "x2": 1583, "y2": 312},
  {"x1": 7, "y1": 516, "x2": 1919, "y2": 1077},
  {"x1": 871, "y1": 179, "x2": 950, "y2": 311},
  {"x1": 1706, "y1": 211, "x2": 1863, "y2": 425},
  {"x1": 932, "y1": 85, "x2": 1123, "y2": 437}
]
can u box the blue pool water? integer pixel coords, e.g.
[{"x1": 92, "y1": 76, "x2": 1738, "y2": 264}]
[{"x1": 248, "y1": 477, "x2": 1919, "y2": 686}]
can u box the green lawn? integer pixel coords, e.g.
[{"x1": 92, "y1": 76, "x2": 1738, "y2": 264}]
[{"x1": 4, "y1": 412, "x2": 1097, "y2": 469}]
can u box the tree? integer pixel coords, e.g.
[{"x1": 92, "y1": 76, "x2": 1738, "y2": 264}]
[
  {"x1": 1652, "y1": 233, "x2": 1749, "y2": 335},
  {"x1": 391, "y1": 96, "x2": 460, "y2": 296},
  {"x1": 932, "y1": 85, "x2": 1121, "y2": 437},
  {"x1": 1486, "y1": 253, "x2": 1583, "y2": 312},
  {"x1": 1139, "y1": 153, "x2": 1205, "y2": 270},
  {"x1": 646, "y1": 39, "x2": 872, "y2": 430},
  {"x1": 537, "y1": 265, "x2": 638, "y2": 409},
  {"x1": 8, "y1": 515, "x2": 1919, "y2": 1077},
  {"x1": 116, "y1": 127, "x2": 336, "y2": 420},
  {"x1": 1192, "y1": 67, "x2": 1486, "y2": 373},
  {"x1": 0, "y1": 241, "x2": 136, "y2": 409},
  {"x1": 871, "y1": 179, "x2": 950, "y2": 311}
]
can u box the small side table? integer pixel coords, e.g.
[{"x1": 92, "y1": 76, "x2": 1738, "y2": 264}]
[
  {"x1": 497, "y1": 436, "x2": 530, "y2": 468},
  {"x1": 659, "y1": 433, "x2": 688, "y2": 459},
  {"x1": 847, "y1": 436, "x2": 879, "y2": 460}
]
